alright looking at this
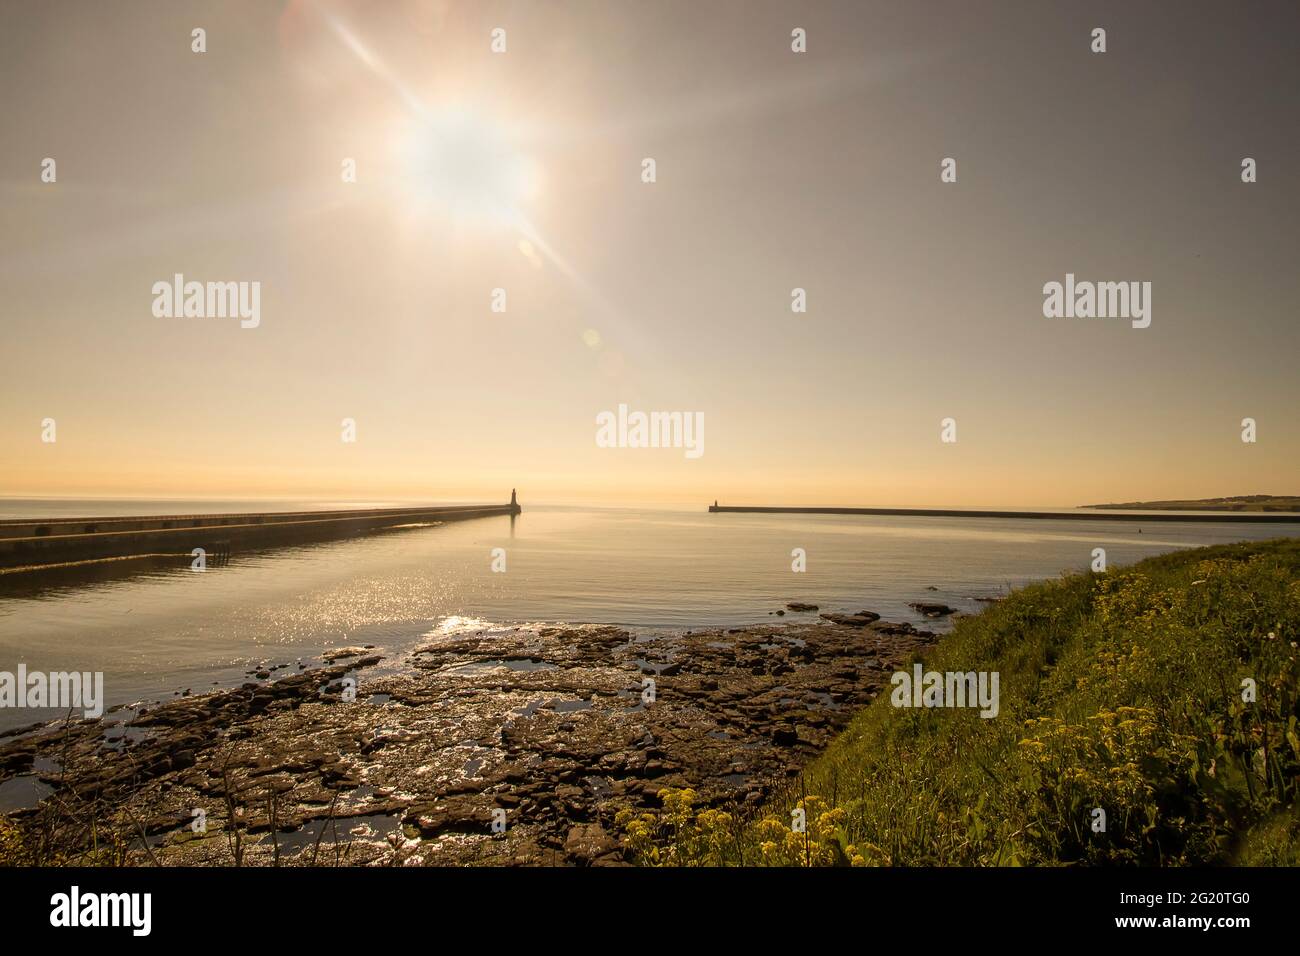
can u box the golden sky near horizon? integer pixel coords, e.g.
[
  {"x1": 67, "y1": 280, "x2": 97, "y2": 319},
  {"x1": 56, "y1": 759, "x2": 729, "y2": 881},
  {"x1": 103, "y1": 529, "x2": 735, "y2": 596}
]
[{"x1": 1, "y1": 0, "x2": 1297, "y2": 508}]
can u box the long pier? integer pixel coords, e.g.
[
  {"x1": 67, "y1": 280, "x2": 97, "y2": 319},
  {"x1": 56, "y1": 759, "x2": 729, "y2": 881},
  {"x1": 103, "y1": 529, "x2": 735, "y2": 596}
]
[
  {"x1": 707, "y1": 503, "x2": 1300, "y2": 523},
  {"x1": 0, "y1": 494, "x2": 522, "y2": 571}
]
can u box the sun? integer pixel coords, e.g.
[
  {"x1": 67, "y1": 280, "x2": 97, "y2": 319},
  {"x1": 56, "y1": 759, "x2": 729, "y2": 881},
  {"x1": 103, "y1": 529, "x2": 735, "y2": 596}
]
[
  {"x1": 310, "y1": 11, "x2": 542, "y2": 233},
  {"x1": 396, "y1": 108, "x2": 539, "y2": 228}
]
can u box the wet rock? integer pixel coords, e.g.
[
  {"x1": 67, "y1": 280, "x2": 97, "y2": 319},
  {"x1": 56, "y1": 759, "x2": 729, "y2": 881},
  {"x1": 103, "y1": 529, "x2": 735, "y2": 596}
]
[
  {"x1": 564, "y1": 822, "x2": 619, "y2": 863},
  {"x1": 909, "y1": 602, "x2": 957, "y2": 617},
  {"x1": 772, "y1": 726, "x2": 799, "y2": 747},
  {"x1": 0, "y1": 618, "x2": 937, "y2": 867},
  {"x1": 0, "y1": 746, "x2": 35, "y2": 775},
  {"x1": 819, "y1": 611, "x2": 880, "y2": 627},
  {"x1": 408, "y1": 796, "x2": 486, "y2": 838},
  {"x1": 555, "y1": 784, "x2": 585, "y2": 802},
  {"x1": 786, "y1": 602, "x2": 819, "y2": 612},
  {"x1": 321, "y1": 647, "x2": 370, "y2": 662},
  {"x1": 871, "y1": 620, "x2": 917, "y2": 635}
]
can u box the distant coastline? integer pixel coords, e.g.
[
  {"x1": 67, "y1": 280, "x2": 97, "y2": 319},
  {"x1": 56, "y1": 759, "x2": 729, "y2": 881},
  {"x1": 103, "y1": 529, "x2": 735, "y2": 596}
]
[
  {"x1": 707, "y1": 503, "x2": 1300, "y2": 523},
  {"x1": 1082, "y1": 495, "x2": 1300, "y2": 513}
]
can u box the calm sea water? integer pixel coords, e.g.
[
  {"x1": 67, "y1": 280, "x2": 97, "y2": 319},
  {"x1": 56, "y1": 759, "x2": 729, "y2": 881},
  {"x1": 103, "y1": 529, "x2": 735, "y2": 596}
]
[{"x1": 0, "y1": 500, "x2": 1296, "y2": 731}]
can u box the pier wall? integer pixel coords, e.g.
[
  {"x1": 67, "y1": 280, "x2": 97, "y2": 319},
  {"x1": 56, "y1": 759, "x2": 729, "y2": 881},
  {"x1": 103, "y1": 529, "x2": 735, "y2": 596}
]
[{"x1": 0, "y1": 502, "x2": 520, "y2": 570}]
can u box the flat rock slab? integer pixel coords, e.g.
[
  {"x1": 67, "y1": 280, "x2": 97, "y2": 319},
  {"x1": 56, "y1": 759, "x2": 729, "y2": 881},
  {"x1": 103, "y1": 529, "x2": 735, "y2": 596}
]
[
  {"x1": 909, "y1": 602, "x2": 957, "y2": 617},
  {"x1": 0, "y1": 620, "x2": 935, "y2": 866}
]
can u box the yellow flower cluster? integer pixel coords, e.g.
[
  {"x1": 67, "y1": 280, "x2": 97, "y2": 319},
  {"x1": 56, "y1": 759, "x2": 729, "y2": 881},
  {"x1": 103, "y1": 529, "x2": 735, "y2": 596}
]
[
  {"x1": 613, "y1": 788, "x2": 736, "y2": 866},
  {"x1": 1093, "y1": 573, "x2": 1183, "y2": 638},
  {"x1": 752, "y1": 795, "x2": 881, "y2": 866},
  {"x1": 1017, "y1": 707, "x2": 1197, "y2": 811},
  {"x1": 613, "y1": 789, "x2": 886, "y2": 866}
]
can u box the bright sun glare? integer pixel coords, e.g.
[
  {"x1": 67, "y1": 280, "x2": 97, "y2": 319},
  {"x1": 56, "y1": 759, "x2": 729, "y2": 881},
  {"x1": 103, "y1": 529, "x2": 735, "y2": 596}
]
[
  {"x1": 318, "y1": 11, "x2": 541, "y2": 232},
  {"x1": 399, "y1": 109, "x2": 539, "y2": 227}
]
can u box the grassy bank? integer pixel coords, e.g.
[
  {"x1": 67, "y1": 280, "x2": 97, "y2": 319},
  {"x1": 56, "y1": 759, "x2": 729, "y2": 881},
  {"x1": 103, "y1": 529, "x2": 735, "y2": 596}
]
[{"x1": 618, "y1": 539, "x2": 1300, "y2": 865}]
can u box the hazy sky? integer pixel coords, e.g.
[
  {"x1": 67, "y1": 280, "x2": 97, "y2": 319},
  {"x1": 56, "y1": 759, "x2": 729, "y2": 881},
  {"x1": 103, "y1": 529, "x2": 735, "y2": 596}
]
[{"x1": 2, "y1": 0, "x2": 1297, "y2": 508}]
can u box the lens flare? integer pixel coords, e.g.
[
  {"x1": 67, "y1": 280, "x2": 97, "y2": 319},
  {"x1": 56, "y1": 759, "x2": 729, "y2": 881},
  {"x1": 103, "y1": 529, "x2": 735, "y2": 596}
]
[{"x1": 397, "y1": 109, "x2": 538, "y2": 227}]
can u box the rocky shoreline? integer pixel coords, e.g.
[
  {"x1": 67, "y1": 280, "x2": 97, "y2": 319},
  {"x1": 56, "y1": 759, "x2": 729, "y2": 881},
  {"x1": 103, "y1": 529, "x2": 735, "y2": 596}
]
[{"x1": 0, "y1": 611, "x2": 938, "y2": 866}]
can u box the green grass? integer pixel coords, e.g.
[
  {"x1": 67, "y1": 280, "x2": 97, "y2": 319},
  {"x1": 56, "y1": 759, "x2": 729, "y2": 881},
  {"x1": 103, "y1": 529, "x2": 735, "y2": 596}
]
[{"x1": 618, "y1": 539, "x2": 1300, "y2": 866}]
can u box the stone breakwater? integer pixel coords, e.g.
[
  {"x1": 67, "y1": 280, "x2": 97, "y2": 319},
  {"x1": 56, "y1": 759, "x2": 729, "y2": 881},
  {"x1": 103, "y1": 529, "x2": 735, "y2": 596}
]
[
  {"x1": 0, "y1": 614, "x2": 936, "y2": 866},
  {"x1": 0, "y1": 500, "x2": 522, "y2": 571}
]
